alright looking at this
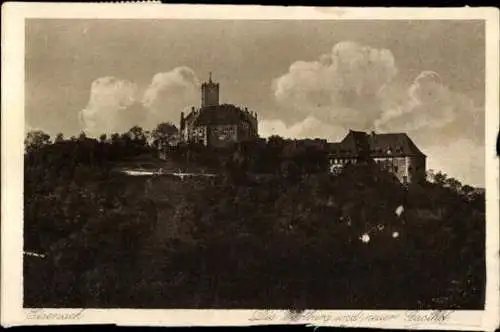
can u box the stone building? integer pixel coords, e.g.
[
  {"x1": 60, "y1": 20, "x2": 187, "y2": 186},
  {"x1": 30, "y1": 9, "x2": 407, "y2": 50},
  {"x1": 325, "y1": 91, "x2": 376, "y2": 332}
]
[
  {"x1": 179, "y1": 73, "x2": 258, "y2": 148},
  {"x1": 328, "y1": 130, "x2": 426, "y2": 184}
]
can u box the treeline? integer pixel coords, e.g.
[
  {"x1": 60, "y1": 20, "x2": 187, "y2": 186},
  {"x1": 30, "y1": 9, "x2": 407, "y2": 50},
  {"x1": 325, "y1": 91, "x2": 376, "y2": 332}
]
[
  {"x1": 25, "y1": 126, "x2": 331, "y2": 180},
  {"x1": 26, "y1": 125, "x2": 476, "y2": 191},
  {"x1": 24, "y1": 125, "x2": 165, "y2": 166},
  {"x1": 166, "y1": 136, "x2": 329, "y2": 178},
  {"x1": 23, "y1": 126, "x2": 485, "y2": 309}
]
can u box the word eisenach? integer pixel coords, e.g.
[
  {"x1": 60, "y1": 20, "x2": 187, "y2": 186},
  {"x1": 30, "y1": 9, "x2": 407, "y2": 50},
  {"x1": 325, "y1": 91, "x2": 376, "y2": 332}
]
[{"x1": 26, "y1": 309, "x2": 85, "y2": 320}]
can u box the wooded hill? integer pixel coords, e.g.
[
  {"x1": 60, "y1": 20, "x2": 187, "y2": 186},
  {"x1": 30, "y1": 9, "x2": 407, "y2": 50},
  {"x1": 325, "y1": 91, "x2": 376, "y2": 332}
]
[{"x1": 23, "y1": 127, "x2": 485, "y2": 309}]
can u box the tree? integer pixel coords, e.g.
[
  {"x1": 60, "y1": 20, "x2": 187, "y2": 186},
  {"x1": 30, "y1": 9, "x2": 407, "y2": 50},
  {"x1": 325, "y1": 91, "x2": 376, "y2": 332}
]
[
  {"x1": 110, "y1": 133, "x2": 119, "y2": 142},
  {"x1": 151, "y1": 122, "x2": 179, "y2": 149},
  {"x1": 461, "y1": 184, "x2": 474, "y2": 196},
  {"x1": 99, "y1": 134, "x2": 107, "y2": 143},
  {"x1": 280, "y1": 159, "x2": 301, "y2": 182},
  {"x1": 127, "y1": 126, "x2": 146, "y2": 142},
  {"x1": 55, "y1": 133, "x2": 64, "y2": 143},
  {"x1": 25, "y1": 130, "x2": 51, "y2": 153},
  {"x1": 78, "y1": 131, "x2": 87, "y2": 141},
  {"x1": 433, "y1": 171, "x2": 448, "y2": 185},
  {"x1": 445, "y1": 177, "x2": 462, "y2": 192},
  {"x1": 267, "y1": 135, "x2": 285, "y2": 150}
]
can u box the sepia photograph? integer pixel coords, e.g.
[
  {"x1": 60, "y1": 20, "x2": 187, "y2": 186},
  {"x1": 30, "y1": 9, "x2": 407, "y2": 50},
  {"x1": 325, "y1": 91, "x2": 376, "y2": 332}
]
[{"x1": 2, "y1": 3, "x2": 499, "y2": 329}]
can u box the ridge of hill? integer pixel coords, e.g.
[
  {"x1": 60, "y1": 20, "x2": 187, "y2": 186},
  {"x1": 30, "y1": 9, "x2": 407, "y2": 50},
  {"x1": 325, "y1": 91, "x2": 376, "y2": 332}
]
[{"x1": 23, "y1": 135, "x2": 486, "y2": 309}]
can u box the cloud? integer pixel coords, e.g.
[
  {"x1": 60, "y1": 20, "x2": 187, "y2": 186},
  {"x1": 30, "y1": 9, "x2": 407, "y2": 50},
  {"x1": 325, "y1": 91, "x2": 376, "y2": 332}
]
[
  {"x1": 273, "y1": 41, "x2": 398, "y2": 129},
  {"x1": 79, "y1": 67, "x2": 199, "y2": 137},
  {"x1": 272, "y1": 42, "x2": 483, "y2": 145},
  {"x1": 142, "y1": 66, "x2": 199, "y2": 127},
  {"x1": 375, "y1": 71, "x2": 483, "y2": 141},
  {"x1": 79, "y1": 77, "x2": 144, "y2": 137},
  {"x1": 272, "y1": 43, "x2": 485, "y2": 186},
  {"x1": 378, "y1": 75, "x2": 485, "y2": 186},
  {"x1": 259, "y1": 116, "x2": 346, "y2": 142}
]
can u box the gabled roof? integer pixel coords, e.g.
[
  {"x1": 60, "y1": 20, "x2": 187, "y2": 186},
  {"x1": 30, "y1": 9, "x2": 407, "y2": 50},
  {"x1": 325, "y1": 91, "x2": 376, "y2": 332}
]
[
  {"x1": 342, "y1": 130, "x2": 371, "y2": 155},
  {"x1": 329, "y1": 130, "x2": 426, "y2": 158},
  {"x1": 328, "y1": 130, "x2": 370, "y2": 158},
  {"x1": 367, "y1": 132, "x2": 425, "y2": 157}
]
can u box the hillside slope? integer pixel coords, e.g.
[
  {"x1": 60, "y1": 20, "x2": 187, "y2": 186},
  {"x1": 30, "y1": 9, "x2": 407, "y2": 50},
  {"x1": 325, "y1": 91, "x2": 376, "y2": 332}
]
[{"x1": 24, "y1": 160, "x2": 485, "y2": 309}]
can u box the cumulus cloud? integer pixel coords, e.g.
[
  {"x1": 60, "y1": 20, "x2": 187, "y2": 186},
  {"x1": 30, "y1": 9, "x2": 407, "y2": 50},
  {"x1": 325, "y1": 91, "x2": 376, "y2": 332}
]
[
  {"x1": 272, "y1": 42, "x2": 483, "y2": 143},
  {"x1": 378, "y1": 73, "x2": 485, "y2": 186},
  {"x1": 273, "y1": 41, "x2": 398, "y2": 129},
  {"x1": 271, "y1": 42, "x2": 485, "y2": 186},
  {"x1": 79, "y1": 67, "x2": 199, "y2": 137},
  {"x1": 259, "y1": 116, "x2": 346, "y2": 142},
  {"x1": 79, "y1": 77, "x2": 143, "y2": 137},
  {"x1": 142, "y1": 66, "x2": 199, "y2": 127},
  {"x1": 375, "y1": 71, "x2": 482, "y2": 140}
]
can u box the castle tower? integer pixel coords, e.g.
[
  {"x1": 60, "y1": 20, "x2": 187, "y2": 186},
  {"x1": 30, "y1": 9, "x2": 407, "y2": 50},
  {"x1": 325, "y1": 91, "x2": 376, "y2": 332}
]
[{"x1": 201, "y1": 72, "x2": 219, "y2": 107}]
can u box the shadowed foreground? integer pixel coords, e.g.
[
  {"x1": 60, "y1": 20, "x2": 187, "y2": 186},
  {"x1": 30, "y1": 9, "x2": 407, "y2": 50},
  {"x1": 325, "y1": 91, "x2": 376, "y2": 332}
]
[
  {"x1": 24, "y1": 172, "x2": 485, "y2": 309},
  {"x1": 23, "y1": 136, "x2": 485, "y2": 309}
]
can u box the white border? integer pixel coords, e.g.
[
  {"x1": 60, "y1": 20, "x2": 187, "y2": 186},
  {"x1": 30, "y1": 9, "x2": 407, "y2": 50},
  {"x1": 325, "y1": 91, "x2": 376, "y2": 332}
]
[{"x1": 1, "y1": 3, "x2": 499, "y2": 329}]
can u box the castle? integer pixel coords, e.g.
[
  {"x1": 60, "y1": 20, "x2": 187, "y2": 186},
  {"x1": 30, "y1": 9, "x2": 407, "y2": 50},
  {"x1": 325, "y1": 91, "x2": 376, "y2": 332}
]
[
  {"x1": 179, "y1": 73, "x2": 259, "y2": 148},
  {"x1": 328, "y1": 130, "x2": 427, "y2": 184},
  {"x1": 175, "y1": 73, "x2": 426, "y2": 184}
]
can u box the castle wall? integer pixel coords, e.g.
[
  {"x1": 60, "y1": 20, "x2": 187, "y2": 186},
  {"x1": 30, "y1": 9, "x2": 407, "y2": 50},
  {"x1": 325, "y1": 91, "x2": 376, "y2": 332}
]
[
  {"x1": 373, "y1": 157, "x2": 409, "y2": 183},
  {"x1": 208, "y1": 125, "x2": 238, "y2": 147},
  {"x1": 370, "y1": 156, "x2": 426, "y2": 184},
  {"x1": 188, "y1": 126, "x2": 208, "y2": 146},
  {"x1": 406, "y1": 156, "x2": 426, "y2": 183},
  {"x1": 237, "y1": 120, "x2": 258, "y2": 141}
]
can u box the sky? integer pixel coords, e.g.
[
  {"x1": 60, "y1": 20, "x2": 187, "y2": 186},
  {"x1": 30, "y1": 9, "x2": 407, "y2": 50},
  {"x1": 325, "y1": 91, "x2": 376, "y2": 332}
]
[{"x1": 25, "y1": 19, "x2": 485, "y2": 186}]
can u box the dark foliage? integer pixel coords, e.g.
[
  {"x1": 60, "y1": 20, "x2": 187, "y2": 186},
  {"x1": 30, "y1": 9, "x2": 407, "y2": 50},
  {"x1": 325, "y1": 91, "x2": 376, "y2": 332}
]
[{"x1": 23, "y1": 130, "x2": 485, "y2": 309}]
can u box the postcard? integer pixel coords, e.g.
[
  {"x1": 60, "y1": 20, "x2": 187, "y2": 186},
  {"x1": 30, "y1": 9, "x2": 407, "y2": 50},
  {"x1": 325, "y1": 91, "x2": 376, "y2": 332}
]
[{"x1": 1, "y1": 3, "x2": 499, "y2": 330}]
